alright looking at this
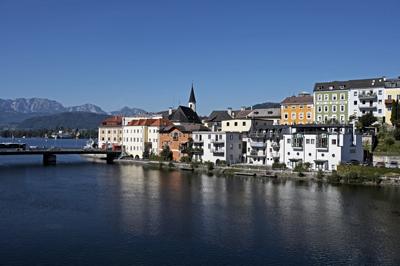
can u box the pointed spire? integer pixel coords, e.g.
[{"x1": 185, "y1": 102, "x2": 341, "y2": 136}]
[{"x1": 189, "y1": 83, "x2": 196, "y2": 103}]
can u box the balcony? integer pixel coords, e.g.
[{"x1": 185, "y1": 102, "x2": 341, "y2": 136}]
[
  {"x1": 292, "y1": 134, "x2": 304, "y2": 150},
  {"x1": 193, "y1": 139, "x2": 204, "y2": 144},
  {"x1": 211, "y1": 139, "x2": 225, "y2": 145},
  {"x1": 316, "y1": 134, "x2": 329, "y2": 151},
  {"x1": 358, "y1": 93, "x2": 377, "y2": 101},
  {"x1": 359, "y1": 105, "x2": 377, "y2": 111},
  {"x1": 248, "y1": 151, "x2": 266, "y2": 158},
  {"x1": 211, "y1": 148, "x2": 225, "y2": 155},
  {"x1": 249, "y1": 141, "x2": 267, "y2": 148}
]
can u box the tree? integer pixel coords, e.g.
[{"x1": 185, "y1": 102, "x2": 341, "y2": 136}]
[
  {"x1": 358, "y1": 112, "x2": 377, "y2": 128},
  {"x1": 391, "y1": 100, "x2": 398, "y2": 126},
  {"x1": 160, "y1": 145, "x2": 173, "y2": 161}
]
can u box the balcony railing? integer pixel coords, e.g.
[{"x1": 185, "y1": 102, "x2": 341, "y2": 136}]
[
  {"x1": 211, "y1": 139, "x2": 225, "y2": 144},
  {"x1": 358, "y1": 93, "x2": 377, "y2": 101},
  {"x1": 211, "y1": 148, "x2": 225, "y2": 155},
  {"x1": 359, "y1": 105, "x2": 377, "y2": 111},
  {"x1": 249, "y1": 141, "x2": 267, "y2": 148},
  {"x1": 248, "y1": 151, "x2": 266, "y2": 157}
]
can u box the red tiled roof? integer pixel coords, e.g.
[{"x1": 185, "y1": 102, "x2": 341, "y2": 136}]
[
  {"x1": 101, "y1": 116, "x2": 122, "y2": 126},
  {"x1": 281, "y1": 95, "x2": 313, "y2": 105},
  {"x1": 127, "y1": 118, "x2": 173, "y2": 127}
]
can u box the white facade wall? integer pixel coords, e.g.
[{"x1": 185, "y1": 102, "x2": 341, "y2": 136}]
[
  {"x1": 98, "y1": 126, "x2": 123, "y2": 148},
  {"x1": 192, "y1": 131, "x2": 243, "y2": 164},
  {"x1": 282, "y1": 129, "x2": 363, "y2": 171},
  {"x1": 244, "y1": 137, "x2": 284, "y2": 166},
  {"x1": 221, "y1": 119, "x2": 252, "y2": 132},
  {"x1": 348, "y1": 87, "x2": 385, "y2": 120},
  {"x1": 122, "y1": 125, "x2": 160, "y2": 158}
]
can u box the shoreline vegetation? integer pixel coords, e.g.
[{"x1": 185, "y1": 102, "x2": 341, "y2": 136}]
[{"x1": 85, "y1": 155, "x2": 400, "y2": 187}]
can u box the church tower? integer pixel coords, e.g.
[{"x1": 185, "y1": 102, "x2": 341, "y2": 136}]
[{"x1": 188, "y1": 83, "x2": 196, "y2": 112}]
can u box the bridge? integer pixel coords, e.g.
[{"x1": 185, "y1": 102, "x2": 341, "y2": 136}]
[{"x1": 0, "y1": 149, "x2": 121, "y2": 165}]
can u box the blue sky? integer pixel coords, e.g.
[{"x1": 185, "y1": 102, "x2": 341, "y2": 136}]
[{"x1": 1, "y1": 0, "x2": 399, "y2": 115}]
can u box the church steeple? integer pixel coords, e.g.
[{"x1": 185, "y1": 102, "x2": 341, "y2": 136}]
[{"x1": 188, "y1": 83, "x2": 196, "y2": 112}]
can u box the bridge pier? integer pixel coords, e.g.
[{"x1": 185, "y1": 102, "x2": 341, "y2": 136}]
[
  {"x1": 106, "y1": 153, "x2": 115, "y2": 164},
  {"x1": 43, "y1": 154, "x2": 57, "y2": 166}
]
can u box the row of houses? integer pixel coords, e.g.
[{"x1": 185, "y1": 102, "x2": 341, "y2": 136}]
[
  {"x1": 99, "y1": 83, "x2": 365, "y2": 171},
  {"x1": 282, "y1": 77, "x2": 400, "y2": 125}
]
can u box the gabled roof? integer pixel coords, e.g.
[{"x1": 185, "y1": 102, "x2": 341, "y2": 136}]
[
  {"x1": 159, "y1": 123, "x2": 210, "y2": 133},
  {"x1": 100, "y1": 116, "x2": 122, "y2": 126},
  {"x1": 205, "y1": 110, "x2": 233, "y2": 122},
  {"x1": 232, "y1": 109, "x2": 252, "y2": 119},
  {"x1": 281, "y1": 94, "x2": 313, "y2": 105},
  {"x1": 169, "y1": 106, "x2": 202, "y2": 124},
  {"x1": 189, "y1": 84, "x2": 196, "y2": 103},
  {"x1": 126, "y1": 118, "x2": 172, "y2": 127},
  {"x1": 248, "y1": 108, "x2": 281, "y2": 118},
  {"x1": 314, "y1": 77, "x2": 386, "y2": 92}
]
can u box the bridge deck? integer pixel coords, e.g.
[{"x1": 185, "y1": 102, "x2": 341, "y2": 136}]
[{"x1": 0, "y1": 149, "x2": 120, "y2": 156}]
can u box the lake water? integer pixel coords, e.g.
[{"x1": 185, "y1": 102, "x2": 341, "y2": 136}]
[{"x1": 1, "y1": 138, "x2": 400, "y2": 265}]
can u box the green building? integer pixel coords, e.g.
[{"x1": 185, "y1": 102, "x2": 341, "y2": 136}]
[{"x1": 313, "y1": 81, "x2": 349, "y2": 124}]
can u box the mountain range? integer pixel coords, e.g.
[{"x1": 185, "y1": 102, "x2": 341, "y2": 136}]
[{"x1": 0, "y1": 98, "x2": 147, "y2": 129}]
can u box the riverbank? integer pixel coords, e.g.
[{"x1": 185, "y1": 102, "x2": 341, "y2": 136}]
[{"x1": 83, "y1": 155, "x2": 400, "y2": 187}]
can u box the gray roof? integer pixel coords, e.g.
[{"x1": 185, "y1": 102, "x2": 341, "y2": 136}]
[
  {"x1": 206, "y1": 110, "x2": 232, "y2": 122},
  {"x1": 160, "y1": 123, "x2": 209, "y2": 133},
  {"x1": 169, "y1": 106, "x2": 201, "y2": 124},
  {"x1": 248, "y1": 108, "x2": 281, "y2": 118},
  {"x1": 314, "y1": 77, "x2": 386, "y2": 92}
]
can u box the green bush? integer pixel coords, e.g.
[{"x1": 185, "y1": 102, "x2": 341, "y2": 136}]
[
  {"x1": 393, "y1": 128, "x2": 400, "y2": 141},
  {"x1": 385, "y1": 137, "x2": 395, "y2": 146},
  {"x1": 191, "y1": 161, "x2": 200, "y2": 169},
  {"x1": 180, "y1": 156, "x2": 192, "y2": 163},
  {"x1": 316, "y1": 169, "x2": 324, "y2": 179},
  {"x1": 272, "y1": 162, "x2": 286, "y2": 169},
  {"x1": 205, "y1": 161, "x2": 214, "y2": 171}
]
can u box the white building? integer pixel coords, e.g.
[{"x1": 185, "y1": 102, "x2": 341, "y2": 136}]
[
  {"x1": 348, "y1": 78, "x2": 386, "y2": 122},
  {"x1": 122, "y1": 118, "x2": 172, "y2": 159},
  {"x1": 98, "y1": 116, "x2": 123, "y2": 149},
  {"x1": 192, "y1": 131, "x2": 243, "y2": 165},
  {"x1": 282, "y1": 125, "x2": 363, "y2": 171},
  {"x1": 243, "y1": 125, "x2": 288, "y2": 166}
]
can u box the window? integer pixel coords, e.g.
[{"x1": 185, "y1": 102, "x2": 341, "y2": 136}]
[
  {"x1": 354, "y1": 101, "x2": 357, "y2": 105},
  {"x1": 324, "y1": 94, "x2": 329, "y2": 101},
  {"x1": 318, "y1": 94, "x2": 322, "y2": 101},
  {"x1": 291, "y1": 113, "x2": 296, "y2": 119},
  {"x1": 230, "y1": 144, "x2": 233, "y2": 150},
  {"x1": 378, "y1": 109, "x2": 382, "y2": 114},
  {"x1": 340, "y1": 115, "x2": 345, "y2": 121},
  {"x1": 299, "y1": 113, "x2": 304, "y2": 119},
  {"x1": 306, "y1": 139, "x2": 310, "y2": 144},
  {"x1": 378, "y1": 90, "x2": 382, "y2": 95},
  {"x1": 332, "y1": 94, "x2": 337, "y2": 101},
  {"x1": 340, "y1": 105, "x2": 345, "y2": 112},
  {"x1": 311, "y1": 139, "x2": 315, "y2": 144},
  {"x1": 243, "y1": 122, "x2": 246, "y2": 126},
  {"x1": 378, "y1": 100, "x2": 382, "y2": 104},
  {"x1": 388, "y1": 95, "x2": 392, "y2": 100},
  {"x1": 287, "y1": 138, "x2": 291, "y2": 144},
  {"x1": 340, "y1": 93, "x2": 345, "y2": 100},
  {"x1": 284, "y1": 113, "x2": 288, "y2": 119},
  {"x1": 332, "y1": 105, "x2": 337, "y2": 112},
  {"x1": 317, "y1": 115, "x2": 322, "y2": 121},
  {"x1": 234, "y1": 122, "x2": 238, "y2": 126},
  {"x1": 332, "y1": 139, "x2": 337, "y2": 145},
  {"x1": 318, "y1": 106, "x2": 322, "y2": 113},
  {"x1": 307, "y1": 112, "x2": 312, "y2": 119},
  {"x1": 324, "y1": 106, "x2": 328, "y2": 112},
  {"x1": 226, "y1": 122, "x2": 230, "y2": 126},
  {"x1": 230, "y1": 135, "x2": 233, "y2": 140}
]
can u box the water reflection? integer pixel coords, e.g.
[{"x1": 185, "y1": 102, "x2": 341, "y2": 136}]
[{"x1": 1, "y1": 160, "x2": 400, "y2": 265}]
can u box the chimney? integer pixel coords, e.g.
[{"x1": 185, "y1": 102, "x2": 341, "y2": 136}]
[
  {"x1": 168, "y1": 107, "x2": 173, "y2": 115},
  {"x1": 227, "y1": 107, "x2": 232, "y2": 117}
]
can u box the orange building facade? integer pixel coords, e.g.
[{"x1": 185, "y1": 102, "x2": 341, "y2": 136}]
[
  {"x1": 281, "y1": 93, "x2": 314, "y2": 125},
  {"x1": 159, "y1": 124, "x2": 209, "y2": 161}
]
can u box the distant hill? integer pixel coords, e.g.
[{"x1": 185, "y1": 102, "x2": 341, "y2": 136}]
[
  {"x1": 110, "y1": 106, "x2": 147, "y2": 116},
  {"x1": 17, "y1": 112, "x2": 110, "y2": 130},
  {"x1": 251, "y1": 102, "x2": 281, "y2": 109}
]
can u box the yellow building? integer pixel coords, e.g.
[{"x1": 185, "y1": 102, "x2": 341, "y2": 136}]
[
  {"x1": 281, "y1": 92, "x2": 314, "y2": 125},
  {"x1": 384, "y1": 79, "x2": 400, "y2": 125}
]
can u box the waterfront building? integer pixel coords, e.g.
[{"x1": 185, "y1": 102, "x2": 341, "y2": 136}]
[
  {"x1": 280, "y1": 93, "x2": 313, "y2": 125},
  {"x1": 243, "y1": 125, "x2": 288, "y2": 166},
  {"x1": 98, "y1": 116, "x2": 123, "y2": 149},
  {"x1": 282, "y1": 125, "x2": 363, "y2": 171},
  {"x1": 383, "y1": 78, "x2": 400, "y2": 125},
  {"x1": 191, "y1": 130, "x2": 243, "y2": 165},
  {"x1": 204, "y1": 109, "x2": 233, "y2": 130},
  {"x1": 347, "y1": 78, "x2": 386, "y2": 122},
  {"x1": 313, "y1": 81, "x2": 349, "y2": 124},
  {"x1": 158, "y1": 123, "x2": 209, "y2": 161},
  {"x1": 122, "y1": 118, "x2": 172, "y2": 159}
]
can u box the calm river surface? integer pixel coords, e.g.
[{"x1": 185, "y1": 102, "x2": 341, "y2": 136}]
[{"x1": 1, "y1": 138, "x2": 400, "y2": 265}]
